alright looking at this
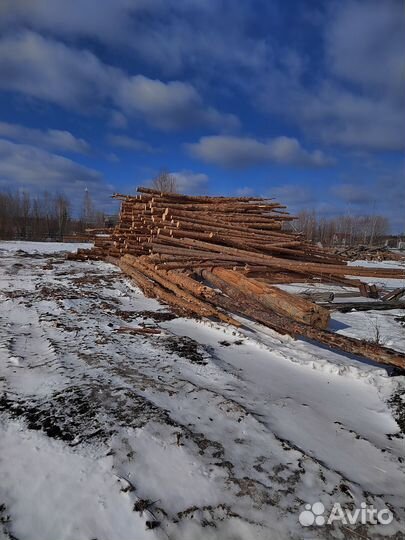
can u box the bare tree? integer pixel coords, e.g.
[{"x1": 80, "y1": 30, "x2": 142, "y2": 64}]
[
  {"x1": 55, "y1": 195, "x2": 70, "y2": 238},
  {"x1": 291, "y1": 211, "x2": 390, "y2": 247},
  {"x1": 151, "y1": 169, "x2": 177, "y2": 193},
  {"x1": 42, "y1": 191, "x2": 57, "y2": 237},
  {"x1": 0, "y1": 192, "x2": 14, "y2": 239},
  {"x1": 293, "y1": 211, "x2": 318, "y2": 242},
  {"x1": 81, "y1": 188, "x2": 95, "y2": 229},
  {"x1": 0, "y1": 189, "x2": 108, "y2": 240},
  {"x1": 19, "y1": 191, "x2": 31, "y2": 238}
]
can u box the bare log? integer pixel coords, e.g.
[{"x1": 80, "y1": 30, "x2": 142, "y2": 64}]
[
  {"x1": 210, "y1": 268, "x2": 330, "y2": 329},
  {"x1": 201, "y1": 270, "x2": 405, "y2": 370}
]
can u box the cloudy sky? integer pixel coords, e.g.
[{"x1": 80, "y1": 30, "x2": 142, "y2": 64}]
[{"x1": 0, "y1": 0, "x2": 404, "y2": 229}]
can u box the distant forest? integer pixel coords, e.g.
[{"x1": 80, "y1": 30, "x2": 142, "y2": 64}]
[
  {"x1": 290, "y1": 211, "x2": 390, "y2": 247},
  {"x1": 0, "y1": 190, "x2": 107, "y2": 240}
]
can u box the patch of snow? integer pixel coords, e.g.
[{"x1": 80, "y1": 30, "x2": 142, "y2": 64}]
[
  {"x1": 348, "y1": 259, "x2": 405, "y2": 270},
  {"x1": 0, "y1": 245, "x2": 404, "y2": 539},
  {"x1": 0, "y1": 422, "x2": 151, "y2": 540},
  {"x1": 0, "y1": 241, "x2": 93, "y2": 254}
]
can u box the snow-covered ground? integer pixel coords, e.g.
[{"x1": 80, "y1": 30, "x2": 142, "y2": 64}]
[
  {"x1": 0, "y1": 240, "x2": 93, "y2": 255},
  {"x1": 0, "y1": 242, "x2": 404, "y2": 540}
]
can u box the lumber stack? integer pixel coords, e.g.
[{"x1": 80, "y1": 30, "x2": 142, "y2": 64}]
[
  {"x1": 68, "y1": 187, "x2": 405, "y2": 370},
  {"x1": 335, "y1": 245, "x2": 405, "y2": 262},
  {"x1": 62, "y1": 233, "x2": 94, "y2": 243}
]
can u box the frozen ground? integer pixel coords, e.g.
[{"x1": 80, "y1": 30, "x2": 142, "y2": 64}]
[
  {"x1": 0, "y1": 241, "x2": 93, "y2": 255},
  {"x1": 0, "y1": 242, "x2": 404, "y2": 540}
]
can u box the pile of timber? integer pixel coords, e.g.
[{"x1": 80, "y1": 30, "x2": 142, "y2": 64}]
[
  {"x1": 63, "y1": 229, "x2": 113, "y2": 246},
  {"x1": 62, "y1": 233, "x2": 94, "y2": 243},
  {"x1": 68, "y1": 187, "x2": 405, "y2": 370},
  {"x1": 335, "y1": 245, "x2": 405, "y2": 262}
]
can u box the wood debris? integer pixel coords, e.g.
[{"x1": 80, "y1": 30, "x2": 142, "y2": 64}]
[
  {"x1": 381, "y1": 288, "x2": 405, "y2": 302},
  {"x1": 335, "y1": 245, "x2": 405, "y2": 262},
  {"x1": 68, "y1": 187, "x2": 405, "y2": 370},
  {"x1": 115, "y1": 327, "x2": 162, "y2": 335}
]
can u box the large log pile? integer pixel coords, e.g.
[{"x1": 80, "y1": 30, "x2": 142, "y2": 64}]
[{"x1": 69, "y1": 187, "x2": 405, "y2": 370}]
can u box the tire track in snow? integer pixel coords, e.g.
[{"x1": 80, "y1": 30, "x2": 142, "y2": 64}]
[{"x1": 0, "y1": 248, "x2": 404, "y2": 539}]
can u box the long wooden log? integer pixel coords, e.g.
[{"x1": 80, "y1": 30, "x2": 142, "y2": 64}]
[
  {"x1": 122, "y1": 255, "x2": 240, "y2": 326},
  {"x1": 143, "y1": 261, "x2": 215, "y2": 299},
  {"x1": 149, "y1": 201, "x2": 280, "y2": 212},
  {"x1": 155, "y1": 260, "x2": 240, "y2": 270},
  {"x1": 118, "y1": 260, "x2": 159, "y2": 298},
  {"x1": 325, "y1": 301, "x2": 405, "y2": 312},
  {"x1": 210, "y1": 268, "x2": 330, "y2": 329},
  {"x1": 201, "y1": 270, "x2": 405, "y2": 370},
  {"x1": 174, "y1": 216, "x2": 283, "y2": 235},
  {"x1": 166, "y1": 225, "x2": 297, "y2": 244},
  {"x1": 211, "y1": 235, "x2": 305, "y2": 257},
  {"x1": 163, "y1": 208, "x2": 292, "y2": 224},
  {"x1": 177, "y1": 238, "x2": 405, "y2": 277},
  {"x1": 136, "y1": 186, "x2": 271, "y2": 203}
]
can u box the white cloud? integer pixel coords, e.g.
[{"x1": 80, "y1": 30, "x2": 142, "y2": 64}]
[
  {"x1": 0, "y1": 32, "x2": 117, "y2": 110},
  {"x1": 1, "y1": 1, "x2": 403, "y2": 155},
  {"x1": 304, "y1": 85, "x2": 404, "y2": 151},
  {"x1": 0, "y1": 121, "x2": 89, "y2": 154},
  {"x1": 109, "y1": 111, "x2": 128, "y2": 129},
  {"x1": 106, "y1": 153, "x2": 120, "y2": 163},
  {"x1": 270, "y1": 185, "x2": 315, "y2": 207},
  {"x1": 116, "y1": 76, "x2": 239, "y2": 131},
  {"x1": 235, "y1": 186, "x2": 255, "y2": 196},
  {"x1": 258, "y1": 1, "x2": 405, "y2": 152},
  {"x1": 331, "y1": 183, "x2": 375, "y2": 205},
  {"x1": 186, "y1": 135, "x2": 333, "y2": 168},
  {"x1": 319, "y1": 0, "x2": 404, "y2": 150},
  {"x1": 171, "y1": 170, "x2": 209, "y2": 194},
  {"x1": 0, "y1": 31, "x2": 238, "y2": 132},
  {"x1": 107, "y1": 134, "x2": 153, "y2": 152},
  {"x1": 0, "y1": 139, "x2": 112, "y2": 209},
  {"x1": 326, "y1": 0, "x2": 404, "y2": 102},
  {"x1": 0, "y1": 1, "x2": 271, "y2": 77},
  {"x1": 0, "y1": 0, "x2": 157, "y2": 47}
]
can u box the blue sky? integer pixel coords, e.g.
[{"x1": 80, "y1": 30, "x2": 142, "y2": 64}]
[{"x1": 0, "y1": 0, "x2": 404, "y2": 230}]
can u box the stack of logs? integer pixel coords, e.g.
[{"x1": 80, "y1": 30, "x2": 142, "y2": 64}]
[
  {"x1": 70, "y1": 187, "x2": 405, "y2": 370},
  {"x1": 335, "y1": 245, "x2": 405, "y2": 262}
]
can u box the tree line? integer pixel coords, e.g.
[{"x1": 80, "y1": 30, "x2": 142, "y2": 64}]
[
  {"x1": 0, "y1": 170, "x2": 175, "y2": 241},
  {"x1": 290, "y1": 211, "x2": 390, "y2": 247},
  {"x1": 0, "y1": 190, "x2": 105, "y2": 240}
]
